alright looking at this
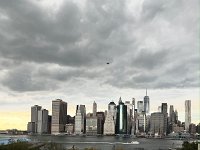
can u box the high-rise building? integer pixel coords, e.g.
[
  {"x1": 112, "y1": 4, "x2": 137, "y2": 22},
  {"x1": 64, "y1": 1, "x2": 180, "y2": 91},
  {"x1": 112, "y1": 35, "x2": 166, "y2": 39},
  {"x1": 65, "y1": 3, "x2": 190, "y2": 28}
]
[
  {"x1": 137, "y1": 101, "x2": 144, "y2": 113},
  {"x1": 104, "y1": 111, "x2": 115, "y2": 135},
  {"x1": 75, "y1": 107, "x2": 82, "y2": 134},
  {"x1": 51, "y1": 99, "x2": 67, "y2": 134},
  {"x1": 76, "y1": 105, "x2": 86, "y2": 133},
  {"x1": 161, "y1": 103, "x2": 168, "y2": 135},
  {"x1": 125, "y1": 101, "x2": 132, "y2": 134},
  {"x1": 108, "y1": 101, "x2": 116, "y2": 123},
  {"x1": 115, "y1": 97, "x2": 127, "y2": 134},
  {"x1": 93, "y1": 101, "x2": 97, "y2": 116},
  {"x1": 96, "y1": 112, "x2": 105, "y2": 135},
  {"x1": 86, "y1": 116, "x2": 97, "y2": 135},
  {"x1": 104, "y1": 102, "x2": 116, "y2": 135},
  {"x1": 144, "y1": 89, "x2": 150, "y2": 114},
  {"x1": 150, "y1": 112, "x2": 164, "y2": 136},
  {"x1": 37, "y1": 109, "x2": 48, "y2": 134},
  {"x1": 185, "y1": 100, "x2": 191, "y2": 131},
  {"x1": 27, "y1": 122, "x2": 35, "y2": 133},
  {"x1": 31, "y1": 105, "x2": 42, "y2": 133}
]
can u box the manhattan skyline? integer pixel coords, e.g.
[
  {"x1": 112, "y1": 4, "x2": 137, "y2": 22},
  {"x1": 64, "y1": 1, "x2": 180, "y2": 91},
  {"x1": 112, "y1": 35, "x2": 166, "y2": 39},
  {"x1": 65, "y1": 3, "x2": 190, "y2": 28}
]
[{"x1": 0, "y1": 0, "x2": 199, "y2": 130}]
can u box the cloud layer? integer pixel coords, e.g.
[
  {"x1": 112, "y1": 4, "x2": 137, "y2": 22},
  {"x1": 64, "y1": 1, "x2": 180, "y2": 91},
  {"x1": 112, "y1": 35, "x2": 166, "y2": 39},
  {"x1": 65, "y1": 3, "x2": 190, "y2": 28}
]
[{"x1": 0, "y1": 0, "x2": 199, "y2": 92}]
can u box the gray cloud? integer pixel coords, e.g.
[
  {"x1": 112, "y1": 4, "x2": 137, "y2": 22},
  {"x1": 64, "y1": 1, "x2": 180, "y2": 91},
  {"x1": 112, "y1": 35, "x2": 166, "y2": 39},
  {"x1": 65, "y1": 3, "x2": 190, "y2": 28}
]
[{"x1": 0, "y1": 0, "x2": 199, "y2": 92}]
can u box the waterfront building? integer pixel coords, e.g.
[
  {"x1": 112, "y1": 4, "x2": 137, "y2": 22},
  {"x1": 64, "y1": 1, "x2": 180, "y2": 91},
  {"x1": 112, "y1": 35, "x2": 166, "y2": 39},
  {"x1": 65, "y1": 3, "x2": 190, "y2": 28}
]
[
  {"x1": 143, "y1": 89, "x2": 150, "y2": 114},
  {"x1": 115, "y1": 97, "x2": 127, "y2": 134},
  {"x1": 51, "y1": 99, "x2": 67, "y2": 134},
  {"x1": 103, "y1": 111, "x2": 115, "y2": 135},
  {"x1": 31, "y1": 105, "x2": 42, "y2": 133},
  {"x1": 37, "y1": 109, "x2": 48, "y2": 134},
  {"x1": 172, "y1": 124, "x2": 184, "y2": 133},
  {"x1": 137, "y1": 111, "x2": 147, "y2": 133},
  {"x1": 86, "y1": 116, "x2": 97, "y2": 135},
  {"x1": 65, "y1": 124, "x2": 74, "y2": 134},
  {"x1": 137, "y1": 101, "x2": 143, "y2": 113},
  {"x1": 125, "y1": 101, "x2": 133, "y2": 134},
  {"x1": 47, "y1": 115, "x2": 52, "y2": 134},
  {"x1": 76, "y1": 105, "x2": 86, "y2": 133},
  {"x1": 108, "y1": 101, "x2": 116, "y2": 123},
  {"x1": 93, "y1": 101, "x2": 97, "y2": 116},
  {"x1": 131, "y1": 98, "x2": 136, "y2": 135},
  {"x1": 150, "y1": 112, "x2": 164, "y2": 136},
  {"x1": 96, "y1": 112, "x2": 105, "y2": 135},
  {"x1": 27, "y1": 122, "x2": 35, "y2": 133},
  {"x1": 161, "y1": 103, "x2": 168, "y2": 135},
  {"x1": 104, "y1": 102, "x2": 116, "y2": 135},
  {"x1": 185, "y1": 100, "x2": 191, "y2": 131},
  {"x1": 75, "y1": 107, "x2": 83, "y2": 134}
]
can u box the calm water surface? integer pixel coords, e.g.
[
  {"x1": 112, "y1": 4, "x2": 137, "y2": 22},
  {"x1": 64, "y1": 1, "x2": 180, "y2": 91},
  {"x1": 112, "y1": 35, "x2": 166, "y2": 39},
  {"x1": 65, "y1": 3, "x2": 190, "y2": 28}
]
[{"x1": 0, "y1": 134, "x2": 183, "y2": 150}]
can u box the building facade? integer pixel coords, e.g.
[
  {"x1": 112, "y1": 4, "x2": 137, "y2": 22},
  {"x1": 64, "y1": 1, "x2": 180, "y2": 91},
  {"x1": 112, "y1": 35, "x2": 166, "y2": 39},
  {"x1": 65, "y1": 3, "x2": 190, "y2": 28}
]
[
  {"x1": 86, "y1": 116, "x2": 97, "y2": 135},
  {"x1": 144, "y1": 89, "x2": 150, "y2": 114},
  {"x1": 185, "y1": 100, "x2": 191, "y2": 131},
  {"x1": 150, "y1": 112, "x2": 164, "y2": 136},
  {"x1": 51, "y1": 99, "x2": 67, "y2": 134},
  {"x1": 115, "y1": 97, "x2": 127, "y2": 134},
  {"x1": 93, "y1": 101, "x2": 97, "y2": 116},
  {"x1": 75, "y1": 108, "x2": 82, "y2": 134},
  {"x1": 31, "y1": 105, "x2": 42, "y2": 133},
  {"x1": 37, "y1": 109, "x2": 48, "y2": 134}
]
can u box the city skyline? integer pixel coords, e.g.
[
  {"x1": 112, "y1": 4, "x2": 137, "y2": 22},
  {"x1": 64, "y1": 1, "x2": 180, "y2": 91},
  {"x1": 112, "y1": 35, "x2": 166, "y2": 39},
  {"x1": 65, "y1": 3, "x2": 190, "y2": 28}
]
[{"x1": 0, "y1": 0, "x2": 199, "y2": 130}]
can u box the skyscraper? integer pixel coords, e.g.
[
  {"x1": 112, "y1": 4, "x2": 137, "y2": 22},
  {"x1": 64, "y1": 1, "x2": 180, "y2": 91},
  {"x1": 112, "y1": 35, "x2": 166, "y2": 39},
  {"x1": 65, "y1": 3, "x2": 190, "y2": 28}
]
[
  {"x1": 150, "y1": 112, "x2": 164, "y2": 136},
  {"x1": 51, "y1": 99, "x2": 67, "y2": 134},
  {"x1": 115, "y1": 97, "x2": 127, "y2": 135},
  {"x1": 37, "y1": 109, "x2": 48, "y2": 134},
  {"x1": 31, "y1": 105, "x2": 42, "y2": 133},
  {"x1": 137, "y1": 101, "x2": 144, "y2": 113},
  {"x1": 104, "y1": 101, "x2": 116, "y2": 135},
  {"x1": 161, "y1": 103, "x2": 168, "y2": 135},
  {"x1": 75, "y1": 107, "x2": 82, "y2": 134},
  {"x1": 144, "y1": 89, "x2": 150, "y2": 114},
  {"x1": 93, "y1": 101, "x2": 97, "y2": 116},
  {"x1": 96, "y1": 112, "x2": 105, "y2": 135},
  {"x1": 76, "y1": 105, "x2": 86, "y2": 133},
  {"x1": 185, "y1": 100, "x2": 191, "y2": 131}
]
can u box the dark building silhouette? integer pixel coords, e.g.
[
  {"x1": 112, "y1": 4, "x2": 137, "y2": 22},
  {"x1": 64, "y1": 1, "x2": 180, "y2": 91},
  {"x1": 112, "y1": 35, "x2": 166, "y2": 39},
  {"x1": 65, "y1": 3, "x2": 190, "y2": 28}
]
[
  {"x1": 115, "y1": 97, "x2": 127, "y2": 134},
  {"x1": 96, "y1": 112, "x2": 105, "y2": 135},
  {"x1": 161, "y1": 103, "x2": 168, "y2": 135}
]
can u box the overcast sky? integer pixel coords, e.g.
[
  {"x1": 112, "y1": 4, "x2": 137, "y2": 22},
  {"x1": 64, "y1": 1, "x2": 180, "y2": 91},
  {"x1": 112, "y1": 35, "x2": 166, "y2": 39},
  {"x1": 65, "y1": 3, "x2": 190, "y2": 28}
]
[{"x1": 0, "y1": 0, "x2": 199, "y2": 130}]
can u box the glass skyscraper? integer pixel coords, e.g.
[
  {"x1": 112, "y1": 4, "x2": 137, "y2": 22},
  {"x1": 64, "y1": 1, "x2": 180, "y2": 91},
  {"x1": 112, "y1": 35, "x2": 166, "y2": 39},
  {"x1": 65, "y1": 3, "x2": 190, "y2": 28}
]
[{"x1": 115, "y1": 97, "x2": 127, "y2": 135}]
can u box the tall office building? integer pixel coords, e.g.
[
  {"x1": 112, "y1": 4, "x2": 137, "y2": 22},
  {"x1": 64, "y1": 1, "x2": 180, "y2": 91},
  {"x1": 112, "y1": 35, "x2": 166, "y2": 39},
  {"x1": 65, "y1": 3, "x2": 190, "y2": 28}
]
[
  {"x1": 37, "y1": 109, "x2": 48, "y2": 134},
  {"x1": 150, "y1": 112, "x2": 164, "y2": 136},
  {"x1": 93, "y1": 101, "x2": 97, "y2": 116},
  {"x1": 104, "y1": 101, "x2": 116, "y2": 135},
  {"x1": 161, "y1": 103, "x2": 168, "y2": 135},
  {"x1": 75, "y1": 107, "x2": 82, "y2": 134},
  {"x1": 31, "y1": 105, "x2": 42, "y2": 133},
  {"x1": 96, "y1": 112, "x2": 105, "y2": 135},
  {"x1": 115, "y1": 97, "x2": 127, "y2": 134},
  {"x1": 169, "y1": 105, "x2": 175, "y2": 124},
  {"x1": 108, "y1": 101, "x2": 116, "y2": 123},
  {"x1": 144, "y1": 89, "x2": 150, "y2": 114},
  {"x1": 137, "y1": 101, "x2": 144, "y2": 113},
  {"x1": 125, "y1": 101, "x2": 132, "y2": 134},
  {"x1": 86, "y1": 116, "x2": 97, "y2": 135},
  {"x1": 185, "y1": 100, "x2": 191, "y2": 131},
  {"x1": 76, "y1": 105, "x2": 86, "y2": 133},
  {"x1": 51, "y1": 99, "x2": 67, "y2": 134}
]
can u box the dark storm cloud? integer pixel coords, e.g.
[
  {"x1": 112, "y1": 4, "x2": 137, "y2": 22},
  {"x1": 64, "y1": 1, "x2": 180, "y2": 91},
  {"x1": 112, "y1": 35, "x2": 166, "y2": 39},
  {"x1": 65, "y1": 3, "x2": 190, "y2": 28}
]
[{"x1": 0, "y1": 0, "x2": 199, "y2": 91}]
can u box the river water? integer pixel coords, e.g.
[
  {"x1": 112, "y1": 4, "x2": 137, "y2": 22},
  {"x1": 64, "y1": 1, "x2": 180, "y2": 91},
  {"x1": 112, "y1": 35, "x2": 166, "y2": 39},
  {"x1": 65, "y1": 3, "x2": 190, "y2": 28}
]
[{"x1": 0, "y1": 134, "x2": 183, "y2": 150}]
